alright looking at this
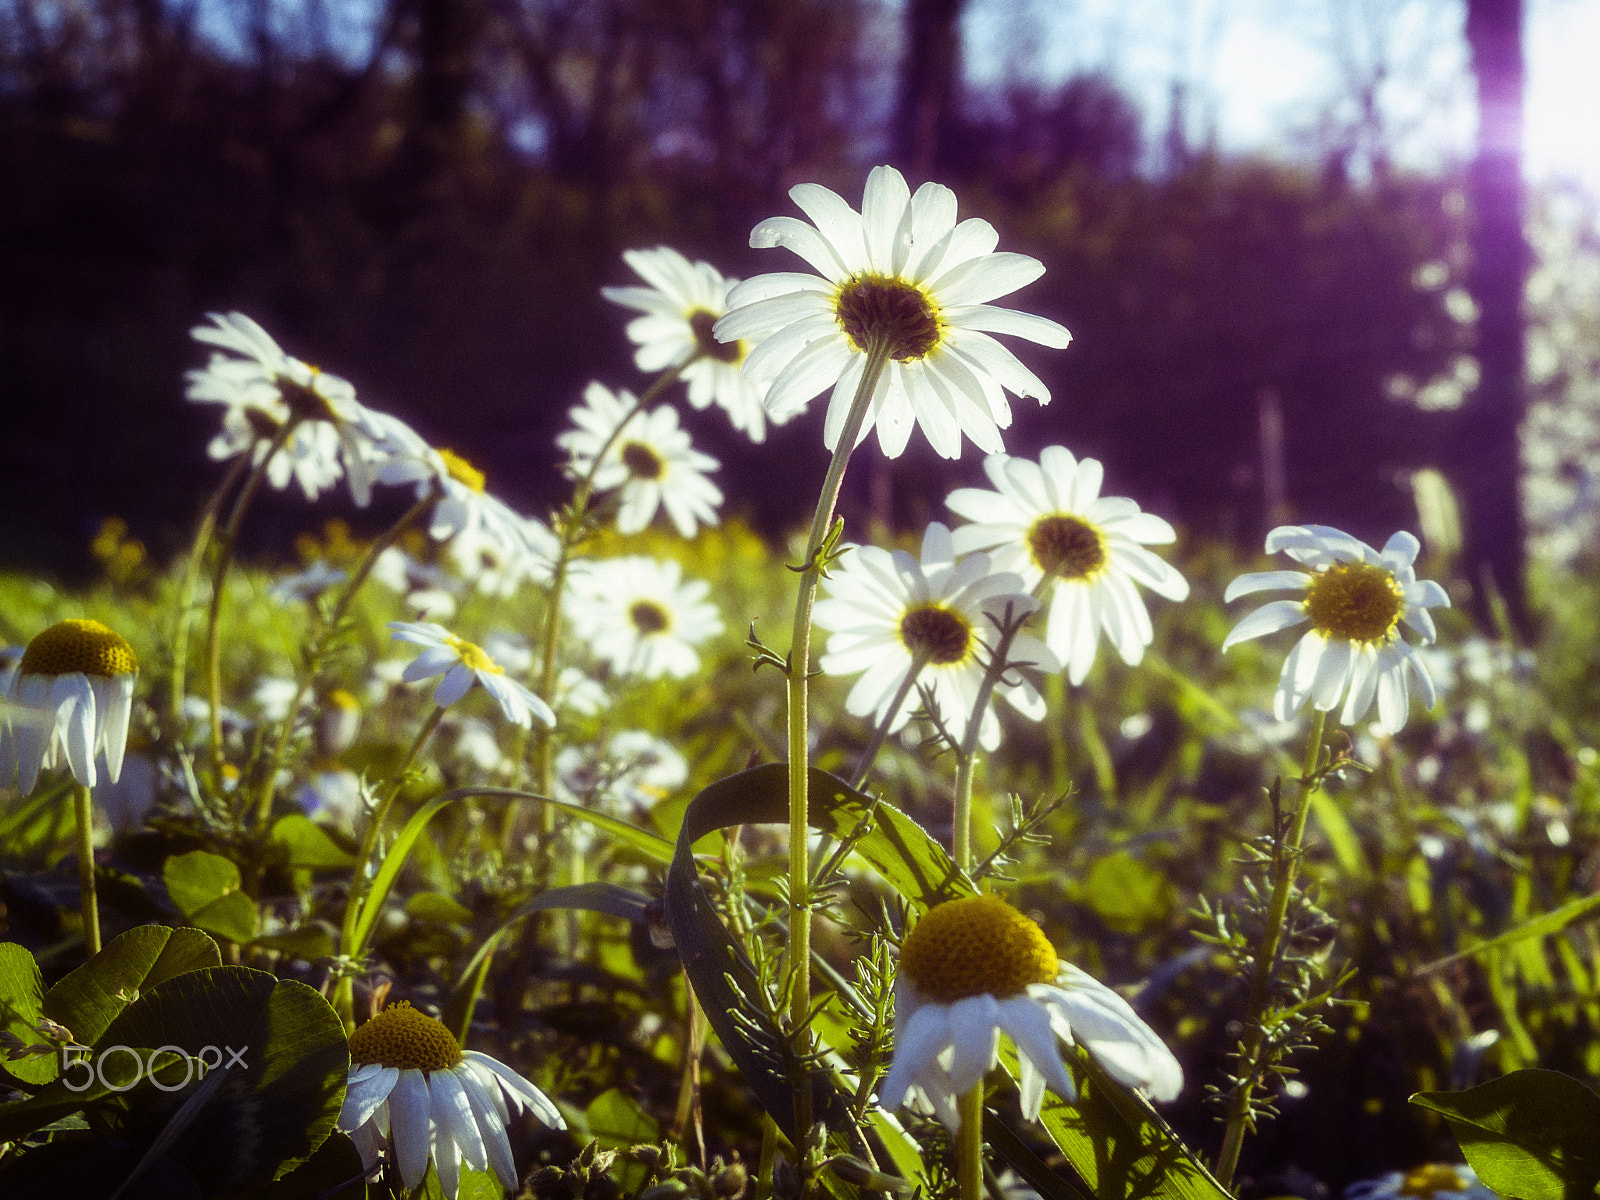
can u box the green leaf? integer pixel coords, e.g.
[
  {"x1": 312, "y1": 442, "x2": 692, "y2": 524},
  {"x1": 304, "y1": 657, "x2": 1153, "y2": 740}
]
[
  {"x1": 0, "y1": 942, "x2": 48, "y2": 1087},
  {"x1": 253, "y1": 923, "x2": 338, "y2": 963},
  {"x1": 1419, "y1": 892, "x2": 1600, "y2": 975},
  {"x1": 272, "y1": 814, "x2": 357, "y2": 869},
  {"x1": 163, "y1": 850, "x2": 259, "y2": 943},
  {"x1": 586, "y1": 1086, "x2": 662, "y2": 1147},
  {"x1": 1412, "y1": 1069, "x2": 1600, "y2": 1200},
  {"x1": 263, "y1": 1130, "x2": 368, "y2": 1199},
  {"x1": 1082, "y1": 851, "x2": 1174, "y2": 933},
  {"x1": 406, "y1": 891, "x2": 475, "y2": 925}
]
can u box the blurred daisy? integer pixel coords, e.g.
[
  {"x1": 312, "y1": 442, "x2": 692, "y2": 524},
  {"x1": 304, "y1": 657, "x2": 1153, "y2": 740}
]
[
  {"x1": 714, "y1": 164, "x2": 1071, "y2": 459},
  {"x1": 372, "y1": 547, "x2": 460, "y2": 619},
  {"x1": 389, "y1": 622, "x2": 555, "y2": 729},
  {"x1": 946, "y1": 446, "x2": 1189, "y2": 684},
  {"x1": 339, "y1": 1001, "x2": 564, "y2": 1198},
  {"x1": 564, "y1": 557, "x2": 723, "y2": 679},
  {"x1": 879, "y1": 894, "x2": 1182, "y2": 1131},
  {"x1": 603, "y1": 246, "x2": 781, "y2": 442},
  {"x1": 1344, "y1": 1164, "x2": 1496, "y2": 1200},
  {"x1": 0, "y1": 620, "x2": 138, "y2": 795},
  {"x1": 814, "y1": 523, "x2": 1055, "y2": 752},
  {"x1": 1223, "y1": 525, "x2": 1450, "y2": 735},
  {"x1": 557, "y1": 383, "x2": 723, "y2": 538},
  {"x1": 187, "y1": 311, "x2": 388, "y2": 505},
  {"x1": 555, "y1": 667, "x2": 608, "y2": 717},
  {"x1": 268, "y1": 560, "x2": 347, "y2": 605},
  {"x1": 205, "y1": 407, "x2": 346, "y2": 501},
  {"x1": 298, "y1": 767, "x2": 365, "y2": 828},
  {"x1": 556, "y1": 730, "x2": 688, "y2": 813}
]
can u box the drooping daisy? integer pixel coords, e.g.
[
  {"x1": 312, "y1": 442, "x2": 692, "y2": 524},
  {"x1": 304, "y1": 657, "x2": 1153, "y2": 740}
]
[
  {"x1": 1222, "y1": 525, "x2": 1450, "y2": 735},
  {"x1": 1344, "y1": 1164, "x2": 1496, "y2": 1200},
  {"x1": 713, "y1": 165, "x2": 1071, "y2": 460},
  {"x1": 339, "y1": 1001, "x2": 565, "y2": 1198},
  {"x1": 814, "y1": 524, "x2": 1055, "y2": 752},
  {"x1": 187, "y1": 312, "x2": 388, "y2": 506},
  {"x1": 556, "y1": 383, "x2": 723, "y2": 538},
  {"x1": 563, "y1": 557, "x2": 724, "y2": 679},
  {"x1": 389, "y1": 622, "x2": 556, "y2": 729},
  {"x1": 205, "y1": 405, "x2": 346, "y2": 501},
  {"x1": 602, "y1": 246, "x2": 782, "y2": 442},
  {"x1": 0, "y1": 620, "x2": 138, "y2": 795},
  {"x1": 879, "y1": 894, "x2": 1182, "y2": 1132},
  {"x1": 946, "y1": 446, "x2": 1189, "y2": 684}
]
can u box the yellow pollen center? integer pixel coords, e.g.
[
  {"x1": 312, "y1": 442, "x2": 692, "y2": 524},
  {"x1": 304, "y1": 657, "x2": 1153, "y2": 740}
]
[
  {"x1": 1028, "y1": 515, "x2": 1106, "y2": 579},
  {"x1": 448, "y1": 636, "x2": 503, "y2": 675},
  {"x1": 620, "y1": 441, "x2": 666, "y2": 481},
  {"x1": 689, "y1": 310, "x2": 743, "y2": 364},
  {"x1": 277, "y1": 370, "x2": 339, "y2": 424},
  {"x1": 1302, "y1": 561, "x2": 1405, "y2": 644},
  {"x1": 630, "y1": 601, "x2": 671, "y2": 635},
  {"x1": 899, "y1": 895, "x2": 1059, "y2": 1003},
  {"x1": 438, "y1": 448, "x2": 486, "y2": 492},
  {"x1": 1399, "y1": 1165, "x2": 1467, "y2": 1198},
  {"x1": 20, "y1": 620, "x2": 138, "y2": 678},
  {"x1": 834, "y1": 275, "x2": 943, "y2": 361},
  {"x1": 348, "y1": 1001, "x2": 463, "y2": 1071},
  {"x1": 325, "y1": 688, "x2": 360, "y2": 711},
  {"x1": 898, "y1": 604, "x2": 972, "y2": 665}
]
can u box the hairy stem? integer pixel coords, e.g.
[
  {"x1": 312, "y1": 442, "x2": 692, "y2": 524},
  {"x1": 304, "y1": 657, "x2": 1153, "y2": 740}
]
[
  {"x1": 1214, "y1": 706, "x2": 1327, "y2": 1186},
  {"x1": 847, "y1": 648, "x2": 931, "y2": 790},
  {"x1": 169, "y1": 453, "x2": 252, "y2": 733},
  {"x1": 73, "y1": 784, "x2": 100, "y2": 957}
]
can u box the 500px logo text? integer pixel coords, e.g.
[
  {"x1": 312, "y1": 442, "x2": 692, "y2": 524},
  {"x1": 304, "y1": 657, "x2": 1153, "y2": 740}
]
[{"x1": 59, "y1": 1044, "x2": 248, "y2": 1092}]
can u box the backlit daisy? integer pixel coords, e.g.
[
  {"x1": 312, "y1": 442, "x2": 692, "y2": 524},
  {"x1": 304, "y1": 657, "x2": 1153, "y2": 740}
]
[
  {"x1": 557, "y1": 383, "x2": 723, "y2": 538},
  {"x1": 946, "y1": 446, "x2": 1189, "y2": 684},
  {"x1": 713, "y1": 165, "x2": 1071, "y2": 459},
  {"x1": 879, "y1": 894, "x2": 1182, "y2": 1132},
  {"x1": 0, "y1": 620, "x2": 138, "y2": 795},
  {"x1": 1222, "y1": 525, "x2": 1450, "y2": 735},
  {"x1": 814, "y1": 523, "x2": 1055, "y2": 752},
  {"x1": 389, "y1": 622, "x2": 555, "y2": 729},
  {"x1": 563, "y1": 557, "x2": 724, "y2": 679},
  {"x1": 338, "y1": 1001, "x2": 565, "y2": 1198},
  {"x1": 602, "y1": 246, "x2": 781, "y2": 442},
  {"x1": 187, "y1": 311, "x2": 387, "y2": 506}
]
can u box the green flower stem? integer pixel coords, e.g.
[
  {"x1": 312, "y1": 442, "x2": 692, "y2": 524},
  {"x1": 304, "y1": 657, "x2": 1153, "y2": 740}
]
[
  {"x1": 952, "y1": 604, "x2": 1028, "y2": 872},
  {"x1": 73, "y1": 784, "x2": 100, "y2": 957},
  {"x1": 333, "y1": 702, "x2": 447, "y2": 1029},
  {"x1": 1214, "y1": 706, "x2": 1328, "y2": 1187},
  {"x1": 847, "y1": 647, "x2": 931, "y2": 790},
  {"x1": 957, "y1": 1088, "x2": 984, "y2": 1200},
  {"x1": 785, "y1": 337, "x2": 891, "y2": 1140},
  {"x1": 252, "y1": 488, "x2": 438, "y2": 831},
  {"x1": 524, "y1": 361, "x2": 686, "y2": 836},
  {"x1": 169, "y1": 452, "x2": 252, "y2": 733},
  {"x1": 203, "y1": 418, "x2": 303, "y2": 781}
]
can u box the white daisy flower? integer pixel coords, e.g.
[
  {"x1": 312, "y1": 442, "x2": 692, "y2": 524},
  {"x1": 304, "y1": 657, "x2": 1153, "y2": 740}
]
[
  {"x1": 0, "y1": 620, "x2": 138, "y2": 795},
  {"x1": 338, "y1": 1001, "x2": 565, "y2": 1199},
  {"x1": 388, "y1": 622, "x2": 556, "y2": 729},
  {"x1": 879, "y1": 894, "x2": 1182, "y2": 1132},
  {"x1": 268, "y1": 560, "x2": 347, "y2": 605},
  {"x1": 297, "y1": 767, "x2": 365, "y2": 829},
  {"x1": 563, "y1": 557, "x2": 724, "y2": 680},
  {"x1": 555, "y1": 667, "x2": 608, "y2": 717},
  {"x1": 556, "y1": 730, "x2": 688, "y2": 812},
  {"x1": 1222, "y1": 525, "x2": 1451, "y2": 735},
  {"x1": 946, "y1": 446, "x2": 1190, "y2": 685},
  {"x1": 556, "y1": 383, "x2": 723, "y2": 538},
  {"x1": 187, "y1": 312, "x2": 388, "y2": 506},
  {"x1": 205, "y1": 405, "x2": 347, "y2": 501},
  {"x1": 1344, "y1": 1164, "x2": 1496, "y2": 1200},
  {"x1": 603, "y1": 246, "x2": 782, "y2": 442},
  {"x1": 814, "y1": 523, "x2": 1055, "y2": 753},
  {"x1": 713, "y1": 164, "x2": 1071, "y2": 460}
]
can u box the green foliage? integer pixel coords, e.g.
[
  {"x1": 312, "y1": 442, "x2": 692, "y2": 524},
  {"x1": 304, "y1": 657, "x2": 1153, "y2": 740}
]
[
  {"x1": 164, "y1": 851, "x2": 260, "y2": 944},
  {"x1": 1413, "y1": 1070, "x2": 1600, "y2": 1200}
]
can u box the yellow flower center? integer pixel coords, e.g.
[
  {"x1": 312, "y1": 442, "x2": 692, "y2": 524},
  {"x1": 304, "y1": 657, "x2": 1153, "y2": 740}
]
[
  {"x1": 620, "y1": 441, "x2": 666, "y2": 481},
  {"x1": 1028, "y1": 515, "x2": 1107, "y2": 579},
  {"x1": 899, "y1": 895, "x2": 1059, "y2": 1003},
  {"x1": 898, "y1": 604, "x2": 973, "y2": 665},
  {"x1": 1302, "y1": 561, "x2": 1405, "y2": 644},
  {"x1": 325, "y1": 688, "x2": 360, "y2": 712},
  {"x1": 630, "y1": 601, "x2": 671, "y2": 635},
  {"x1": 447, "y1": 636, "x2": 503, "y2": 675},
  {"x1": 437, "y1": 448, "x2": 486, "y2": 492},
  {"x1": 689, "y1": 310, "x2": 743, "y2": 364},
  {"x1": 834, "y1": 275, "x2": 943, "y2": 361},
  {"x1": 348, "y1": 1001, "x2": 463, "y2": 1072},
  {"x1": 20, "y1": 619, "x2": 138, "y2": 678},
  {"x1": 277, "y1": 369, "x2": 340, "y2": 424},
  {"x1": 1399, "y1": 1165, "x2": 1467, "y2": 1198}
]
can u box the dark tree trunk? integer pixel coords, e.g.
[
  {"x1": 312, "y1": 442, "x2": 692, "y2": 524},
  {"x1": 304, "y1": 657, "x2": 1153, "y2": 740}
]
[
  {"x1": 892, "y1": 0, "x2": 963, "y2": 179},
  {"x1": 1457, "y1": 0, "x2": 1528, "y2": 628}
]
